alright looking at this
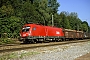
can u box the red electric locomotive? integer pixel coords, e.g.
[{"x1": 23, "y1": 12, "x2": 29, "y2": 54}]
[{"x1": 19, "y1": 23, "x2": 65, "y2": 43}]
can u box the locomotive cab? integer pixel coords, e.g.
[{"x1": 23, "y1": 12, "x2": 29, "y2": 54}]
[
  {"x1": 21, "y1": 26, "x2": 31, "y2": 38},
  {"x1": 19, "y1": 24, "x2": 33, "y2": 43},
  {"x1": 19, "y1": 24, "x2": 46, "y2": 43}
]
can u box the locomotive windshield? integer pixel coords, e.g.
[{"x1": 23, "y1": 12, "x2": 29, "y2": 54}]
[{"x1": 22, "y1": 26, "x2": 30, "y2": 32}]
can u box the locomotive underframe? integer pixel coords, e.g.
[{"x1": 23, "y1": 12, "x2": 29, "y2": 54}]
[{"x1": 19, "y1": 36, "x2": 65, "y2": 43}]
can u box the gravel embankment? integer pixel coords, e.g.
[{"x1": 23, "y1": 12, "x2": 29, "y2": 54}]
[{"x1": 16, "y1": 40, "x2": 90, "y2": 60}]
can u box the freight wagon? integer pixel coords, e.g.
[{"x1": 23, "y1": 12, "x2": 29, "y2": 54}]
[{"x1": 64, "y1": 29, "x2": 84, "y2": 40}]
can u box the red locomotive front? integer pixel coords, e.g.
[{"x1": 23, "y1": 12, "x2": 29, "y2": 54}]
[{"x1": 19, "y1": 23, "x2": 46, "y2": 43}]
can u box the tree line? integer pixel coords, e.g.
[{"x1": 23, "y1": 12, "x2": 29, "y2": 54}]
[{"x1": 0, "y1": 0, "x2": 90, "y2": 38}]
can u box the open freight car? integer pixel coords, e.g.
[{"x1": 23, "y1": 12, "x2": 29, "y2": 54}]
[
  {"x1": 64, "y1": 29, "x2": 84, "y2": 40},
  {"x1": 76, "y1": 31, "x2": 84, "y2": 39}
]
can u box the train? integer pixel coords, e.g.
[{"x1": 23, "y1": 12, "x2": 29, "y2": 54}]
[{"x1": 19, "y1": 23, "x2": 90, "y2": 43}]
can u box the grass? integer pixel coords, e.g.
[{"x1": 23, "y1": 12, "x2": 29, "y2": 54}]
[
  {"x1": 20, "y1": 52, "x2": 39, "y2": 58},
  {"x1": 0, "y1": 53, "x2": 17, "y2": 60},
  {"x1": 0, "y1": 38, "x2": 15, "y2": 45},
  {"x1": 0, "y1": 51, "x2": 39, "y2": 60}
]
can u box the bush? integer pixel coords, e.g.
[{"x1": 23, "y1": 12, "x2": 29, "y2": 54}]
[{"x1": 0, "y1": 38, "x2": 14, "y2": 44}]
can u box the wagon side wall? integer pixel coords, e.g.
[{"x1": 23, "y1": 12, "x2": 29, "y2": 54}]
[{"x1": 64, "y1": 29, "x2": 76, "y2": 39}]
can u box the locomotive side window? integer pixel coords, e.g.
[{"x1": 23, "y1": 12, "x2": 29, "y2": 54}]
[
  {"x1": 22, "y1": 26, "x2": 30, "y2": 32},
  {"x1": 32, "y1": 27, "x2": 36, "y2": 30}
]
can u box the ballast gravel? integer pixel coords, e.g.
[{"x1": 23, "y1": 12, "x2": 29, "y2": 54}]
[{"x1": 17, "y1": 41, "x2": 90, "y2": 60}]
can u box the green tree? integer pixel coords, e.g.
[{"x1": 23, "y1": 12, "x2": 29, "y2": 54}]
[
  {"x1": 48, "y1": 0, "x2": 59, "y2": 13},
  {"x1": 88, "y1": 26, "x2": 90, "y2": 33},
  {"x1": 34, "y1": 0, "x2": 50, "y2": 25},
  {"x1": 82, "y1": 21, "x2": 89, "y2": 32},
  {"x1": 67, "y1": 12, "x2": 80, "y2": 30},
  {"x1": 59, "y1": 12, "x2": 71, "y2": 29},
  {"x1": 33, "y1": 0, "x2": 59, "y2": 26},
  {"x1": 7, "y1": 16, "x2": 21, "y2": 38},
  {"x1": 82, "y1": 23, "x2": 88, "y2": 32}
]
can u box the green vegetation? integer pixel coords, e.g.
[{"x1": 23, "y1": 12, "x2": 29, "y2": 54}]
[
  {"x1": 0, "y1": 38, "x2": 15, "y2": 44},
  {"x1": 0, "y1": 0, "x2": 90, "y2": 40},
  {"x1": 0, "y1": 53, "x2": 17, "y2": 60},
  {"x1": 0, "y1": 51, "x2": 39, "y2": 60},
  {"x1": 20, "y1": 52, "x2": 39, "y2": 58}
]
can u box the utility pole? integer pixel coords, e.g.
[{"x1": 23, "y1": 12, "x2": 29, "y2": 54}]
[
  {"x1": 77, "y1": 24, "x2": 79, "y2": 31},
  {"x1": 52, "y1": 14, "x2": 54, "y2": 27}
]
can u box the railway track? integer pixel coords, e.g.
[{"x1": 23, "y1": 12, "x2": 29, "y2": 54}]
[{"x1": 0, "y1": 39, "x2": 90, "y2": 53}]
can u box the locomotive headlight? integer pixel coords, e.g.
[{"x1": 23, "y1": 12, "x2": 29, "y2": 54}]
[
  {"x1": 28, "y1": 33, "x2": 31, "y2": 36},
  {"x1": 23, "y1": 34, "x2": 26, "y2": 36}
]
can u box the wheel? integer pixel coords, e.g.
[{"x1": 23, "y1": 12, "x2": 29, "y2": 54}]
[
  {"x1": 31, "y1": 39, "x2": 37, "y2": 44},
  {"x1": 43, "y1": 38, "x2": 49, "y2": 43},
  {"x1": 56, "y1": 38, "x2": 61, "y2": 42},
  {"x1": 23, "y1": 39, "x2": 30, "y2": 44},
  {"x1": 62, "y1": 38, "x2": 66, "y2": 41}
]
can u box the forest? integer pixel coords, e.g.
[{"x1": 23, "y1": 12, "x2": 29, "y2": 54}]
[{"x1": 0, "y1": 0, "x2": 90, "y2": 38}]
